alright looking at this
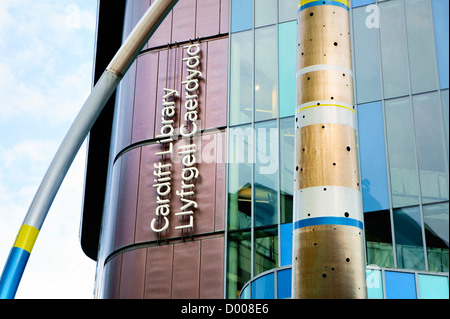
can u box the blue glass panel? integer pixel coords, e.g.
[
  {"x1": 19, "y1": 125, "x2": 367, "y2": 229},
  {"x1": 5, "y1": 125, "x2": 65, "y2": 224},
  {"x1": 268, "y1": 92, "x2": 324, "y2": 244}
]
[
  {"x1": 277, "y1": 269, "x2": 292, "y2": 299},
  {"x1": 366, "y1": 269, "x2": 384, "y2": 299},
  {"x1": 418, "y1": 274, "x2": 449, "y2": 299},
  {"x1": 393, "y1": 206, "x2": 426, "y2": 271},
  {"x1": 352, "y1": 0, "x2": 375, "y2": 8},
  {"x1": 231, "y1": 0, "x2": 253, "y2": 33},
  {"x1": 240, "y1": 284, "x2": 251, "y2": 299},
  {"x1": 280, "y1": 223, "x2": 293, "y2": 266},
  {"x1": 385, "y1": 271, "x2": 417, "y2": 299},
  {"x1": 279, "y1": 21, "x2": 297, "y2": 118},
  {"x1": 357, "y1": 102, "x2": 390, "y2": 212},
  {"x1": 442, "y1": 90, "x2": 449, "y2": 160},
  {"x1": 432, "y1": 0, "x2": 449, "y2": 89},
  {"x1": 251, "y1": 273, "x2": 274, "y2": 299}
]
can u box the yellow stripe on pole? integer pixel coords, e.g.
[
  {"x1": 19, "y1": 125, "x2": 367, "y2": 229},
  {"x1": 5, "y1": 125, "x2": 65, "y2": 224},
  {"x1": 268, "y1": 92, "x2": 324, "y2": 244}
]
[
  {"x1": 13, "y1": 225, "x2": 39, "y2": 254},
  {"x1": 296, "y1": 103, "x2": 355, "y2": 113}
]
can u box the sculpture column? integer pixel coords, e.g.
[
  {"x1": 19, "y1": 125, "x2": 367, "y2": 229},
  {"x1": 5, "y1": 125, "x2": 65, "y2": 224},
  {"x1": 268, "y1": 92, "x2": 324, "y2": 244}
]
[{"x1": 292, "y1": 0, "x2": 367, "y2": 299}]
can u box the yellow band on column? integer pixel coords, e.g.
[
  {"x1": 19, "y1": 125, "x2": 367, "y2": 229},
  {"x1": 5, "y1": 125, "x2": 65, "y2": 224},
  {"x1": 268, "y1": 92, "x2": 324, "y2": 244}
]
[{"x1": 13, "y1": 224, "x2": 39, "y2": 253}]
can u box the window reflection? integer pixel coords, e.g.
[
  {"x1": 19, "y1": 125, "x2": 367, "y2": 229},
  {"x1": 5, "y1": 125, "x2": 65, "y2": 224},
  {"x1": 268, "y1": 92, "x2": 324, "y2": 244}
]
[
  {"x1": 280, "y1": 117, "x2": 294, "y2": 224},
  {"x1": 353, "y1": 6, "x2": 382, "y2": 104},
  {"x1": 364, "y1": 210, "x2": 395, "y2": 268},
  {"x1": 228, "y1": 125, "x2": 253, "y2": 230},
  {"x1": 405, "y1": 0, "x2": 438, "y2": 94},
  {"x1": 227, "y1": 231, "x2": 251, "y2": 299},
  {"x1": 379, "y1": 0, "x2": 410, "y2": 99},
  {"x1": 393, "y1": 206, "x2": 426, "y2": 271},
  {"x1": 230, "y1": 31, "x2": 253, "y2": 126},
  {"x1": 255, "y1": 0, "x2": 276, "y2": 28},
  {"x1": 385, "y1": 97, "x2": 420, "y2": 208},
  {"x1": 255, "y1": 26, "x2": 278, "y2": 122},
  {"x1": 255, "y1": 120, "x2": 278, "y2": 227},
  {"x1": 423, "y1": 203, "x2": 449, "y2": 272},
  {"x1": 413, "y1": 93, "x2": 449, "y2": 204},
  {"x1": 254, "y1": 227, "x2": 278, "y2": 276}
]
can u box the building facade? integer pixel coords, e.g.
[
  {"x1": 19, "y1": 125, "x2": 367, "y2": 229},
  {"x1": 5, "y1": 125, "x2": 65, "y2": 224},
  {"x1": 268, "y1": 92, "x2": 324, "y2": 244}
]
[{"x1": 81, "y1": 0, "x2": 449, "y2": 299}]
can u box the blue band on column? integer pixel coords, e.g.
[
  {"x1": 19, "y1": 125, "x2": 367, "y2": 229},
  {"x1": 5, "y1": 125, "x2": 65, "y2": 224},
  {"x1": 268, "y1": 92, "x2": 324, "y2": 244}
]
[{"x1": 294, "y1": 217, "x2": 364, "y2": 230}]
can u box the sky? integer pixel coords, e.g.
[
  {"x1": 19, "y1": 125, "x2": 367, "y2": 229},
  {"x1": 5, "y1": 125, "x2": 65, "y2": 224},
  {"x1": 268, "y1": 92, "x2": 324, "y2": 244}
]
[{"x1": 0, "y1": 1, "x2": 98, "y2": 298}]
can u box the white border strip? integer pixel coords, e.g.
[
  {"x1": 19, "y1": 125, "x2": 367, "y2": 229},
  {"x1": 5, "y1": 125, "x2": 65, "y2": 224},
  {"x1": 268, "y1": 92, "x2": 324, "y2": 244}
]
[
  {"x1": 297, "y1": 64, "x2": 353, "y2": 77},
  {"x1": 293, "y1": 186, "x2": 363, "y2": 223}
]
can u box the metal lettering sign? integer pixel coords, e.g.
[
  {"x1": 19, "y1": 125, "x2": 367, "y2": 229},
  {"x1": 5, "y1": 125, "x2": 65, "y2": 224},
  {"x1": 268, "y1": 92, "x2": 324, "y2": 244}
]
[{"x1": 151, "y1": 44, "x2": 202, "y2": 234}]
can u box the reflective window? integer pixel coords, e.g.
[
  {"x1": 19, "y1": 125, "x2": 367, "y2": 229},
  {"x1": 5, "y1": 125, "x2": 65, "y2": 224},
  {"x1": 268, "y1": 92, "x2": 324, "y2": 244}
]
[
  {"x1": 255, "y1": 120, "x2": 278, "y2": 227},
  {"x1": 279, "y1": 117, "x2": 294, "y2": 224},
  {"x1": 230, "y1": 31, "x2": 253, "y2": 126},
  {"x1": 255, "y1": 0, "x2": 277, "y2": 28},
  {"x1": 280, "y1": 223, "x2": 292, "y2": 267},
  {"x1": 226, "y1": 230, "x2": 252, "y2": 299},
  {"x1": 279, "y1": 0, "x2": 298, "y2": 23},
  {"x1": 352, "y1": 0, "x2": 375, "y2": 8},
  {"x1": 279, "y1": 21, "x2": 296, "y2": 118},
  {"x1": 379, "y1": 0, "x2": 410, "y2": 99},
  {"x1": 441, "y1": 90, "x2": 449, "y2": 161},
  {"x1": 228, "y1": 125, "x2": 253, "y2": 230},
  {"x1": 255, "y1": 26, "x2": 278, "y2": 122},
  {"x1": 251, "y1": 273, "x2": 274, "y2": 299},
  {"x1": 423, "y1": 203, "x2": 449, "y2": 272},
  {"x1": 277, "y1": 268, "x2": 292, "y2": 299},
  {"x1": 393, "y1": 206, "x2": 426, "y2": 271},
  {"x1": 385, "y1": 271, "x2": 417, "y2": 299},
  {"x1": 432, "y1": 0, "x2": 449, "y2": 89},
  {"x1": 412, "y1": 93, "x2": 448, "y2": 204},
  {"x1": 254, "y1": 227, "x2": 278, "y2": 276},
  {"x1": 231, "y1": 0, "x2": 253, "y2": 33},
  {"x1": 366, "y1": 269, "x2": 384, "y2": 299},
  {"x1": 353, "y1": 6, "x2": 382, "y2": 104},
  {"x1": 385, "y1": 97, "x2": 420, "y2": 208},
  {"x1": 364, "y1": 210, "x2": 395, "y2": 268},
  {"x1": 405, "y1": 0, "x2": 439, "y2": 94},
  {"x1": 418, "y1": 274, "x2": 450, "y2": 299},
  {"x1": 358, "y1": 102, "x2": 390, "y2": 212}
]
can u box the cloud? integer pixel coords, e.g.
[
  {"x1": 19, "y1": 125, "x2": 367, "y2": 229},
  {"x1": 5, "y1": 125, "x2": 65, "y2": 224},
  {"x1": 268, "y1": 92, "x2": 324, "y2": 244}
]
[{"x1": 0, "y1": 1, "x2": 98, "y2": 298}]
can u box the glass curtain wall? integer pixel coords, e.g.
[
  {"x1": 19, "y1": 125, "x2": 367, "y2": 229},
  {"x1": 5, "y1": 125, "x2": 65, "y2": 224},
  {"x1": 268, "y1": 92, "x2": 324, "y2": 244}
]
[
  {"x1": 226, "y1": 0, "x2": 297, "y2": 298},
  {"x1": 227, "y1": 0, "x2": 449, "y2": 299},
  {"x1": 352, "y1": 0, "x2": 449, "y2": 272}
]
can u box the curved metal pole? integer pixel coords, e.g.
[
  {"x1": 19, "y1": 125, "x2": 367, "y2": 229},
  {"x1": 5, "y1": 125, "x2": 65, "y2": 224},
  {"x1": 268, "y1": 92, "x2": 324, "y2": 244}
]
[{"x1": 0, "y1": 0, "x2": 179, "y2": 299}]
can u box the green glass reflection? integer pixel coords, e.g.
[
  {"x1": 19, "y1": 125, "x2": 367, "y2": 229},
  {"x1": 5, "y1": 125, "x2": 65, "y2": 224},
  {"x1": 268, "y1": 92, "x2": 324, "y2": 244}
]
[
  {"x1": 385, "y1": 97, "x2": 420, "y2": 208},
  {"x1": 280, "y1": 117, "x2": 294, "y2": 224},
  {"x1": 254, "y1": 120, "x2": 278, "y2": 227},
  {"x1": 228, "y1": 125, "x2": 253, "y2": 230},
  {"x1": 412, "y1": 93, "x2": 449, "y2": 204},
  {"x1": 393, "y1": 206, "x2": 426, "y2": 270},
  {"x1": 227, "y1": 231, "x2": 251, "y2": 299},
  {"x1": 364, "y1": 210, "x2": 395, "y2": 268},
  {"x1": 423, "y1": 203, "x2": 449, "y2": 272},
  {"x1": 230, "y1": 31, "x2": 253, "y2": 126},
  {"x1": 255, "y1": 25, "x2": 278, "y2": 122},
  {"x1": 254, "y1": 226, "x2": 278, "y2": 276}
]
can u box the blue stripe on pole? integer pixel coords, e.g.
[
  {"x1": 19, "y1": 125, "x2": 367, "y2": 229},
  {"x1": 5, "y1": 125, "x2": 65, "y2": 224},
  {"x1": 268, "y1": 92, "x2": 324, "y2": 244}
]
[
  {"x1": 298, "y1": 0, "x2": 350, "y2": 13},
  {"x1": 294, "y1": 217, "x2": 364, "y2": 230},
  {"x1": 0, "y1": 247, "x2": 30, "y2": 299}
]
